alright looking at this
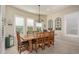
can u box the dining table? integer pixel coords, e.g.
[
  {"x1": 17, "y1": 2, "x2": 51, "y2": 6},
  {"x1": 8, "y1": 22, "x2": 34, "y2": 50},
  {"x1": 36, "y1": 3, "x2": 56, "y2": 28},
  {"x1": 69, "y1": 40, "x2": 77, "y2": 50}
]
[
  {"x1": 22, "y1": 32, "x2": 52, "y2": 53},
  {"x1": 22, "y1": 35, "x2": 37, "y2": 53}
]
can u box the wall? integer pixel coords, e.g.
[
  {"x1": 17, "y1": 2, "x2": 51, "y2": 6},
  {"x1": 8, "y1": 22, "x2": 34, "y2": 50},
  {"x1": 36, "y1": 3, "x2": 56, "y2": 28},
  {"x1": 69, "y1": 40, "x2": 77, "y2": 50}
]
[
  {"x1": 0, "y1": 5, "x2": 6, "y2": 53},
  {"x1": 0, "y1": 5, "x2": 2, "y2": 53},
  {"x1": 0, "y1": 6, "x2": 1, "y2": 39},
  {"x1": 5, "y1": 6, "x2": 47, "y2": 37},
  {"x1": 47, "y1": 5, "x2": 79, "y2": 37}
]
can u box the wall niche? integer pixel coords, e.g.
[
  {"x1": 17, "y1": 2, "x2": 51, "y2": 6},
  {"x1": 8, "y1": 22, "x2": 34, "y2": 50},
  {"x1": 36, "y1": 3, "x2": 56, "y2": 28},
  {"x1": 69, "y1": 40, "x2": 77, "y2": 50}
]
[{"x1": 55, "y1": 17, "x2": 62, "y2": 30}]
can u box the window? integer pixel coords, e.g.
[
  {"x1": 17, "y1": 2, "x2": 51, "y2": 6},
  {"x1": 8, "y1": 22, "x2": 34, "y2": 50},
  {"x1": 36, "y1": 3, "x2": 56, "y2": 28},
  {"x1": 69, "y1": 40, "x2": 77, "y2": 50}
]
[
  {"x1": 15, "y1": 16, "x2": 24, "y2": 35},
  {"x1": 36, "y1": 22, "x2": 42, "y2": 32},
  {"x1": 64, "y1": 12, "x2": 79, "y2": 35},
  {"x1": 27, "y1": 18, "x2": 34, "y2": 34}
]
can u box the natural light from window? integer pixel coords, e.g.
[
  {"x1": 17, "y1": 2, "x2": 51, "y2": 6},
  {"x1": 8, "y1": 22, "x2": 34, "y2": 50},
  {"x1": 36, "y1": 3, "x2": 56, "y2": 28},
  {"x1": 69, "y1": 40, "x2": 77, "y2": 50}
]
[
  {"x1": 36, "y1": 22, "x2": 42, "y2": 27},
  {"x1": 15, "y1": 16, "x2": 24, "y2": 26},
  {"x1": 36, "y1": 22, "x2": 42, "y2": 32},
  {"x1": 27, "y1": 18, "x2": 34, "y2": 34},
  {"x1": 15, "y1": 16, "x2": 24, "y2": 34},
  {"x1": 27, "y1": 18, "x2": 34, "y2": 26}
]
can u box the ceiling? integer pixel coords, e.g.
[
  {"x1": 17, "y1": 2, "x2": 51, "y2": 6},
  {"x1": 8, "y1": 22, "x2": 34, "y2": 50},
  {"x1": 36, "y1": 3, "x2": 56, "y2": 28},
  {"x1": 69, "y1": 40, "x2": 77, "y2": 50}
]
[{"x1": 12, "y1": 5, "x2": 70, "y2": 15}]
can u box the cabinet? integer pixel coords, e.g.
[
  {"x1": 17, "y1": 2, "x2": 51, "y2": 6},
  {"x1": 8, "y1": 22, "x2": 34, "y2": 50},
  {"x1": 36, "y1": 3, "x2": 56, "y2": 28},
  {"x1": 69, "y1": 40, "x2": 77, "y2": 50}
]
[{"x1": 5, "y1": 35, "x2": 14, "y2": 48}]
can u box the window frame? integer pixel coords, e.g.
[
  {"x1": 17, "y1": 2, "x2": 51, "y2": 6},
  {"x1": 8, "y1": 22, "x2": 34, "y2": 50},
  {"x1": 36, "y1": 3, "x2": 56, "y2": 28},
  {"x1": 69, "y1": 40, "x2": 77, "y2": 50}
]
[
  {"x1": 15, "y1": 15, "x2": 25, "y2": 35},
  {"x1": 35, "y1": 21, "x2": 43, "y2": 32},
  {"x1": 26, "y1": 18, "x2": 34, "y2": 34}
]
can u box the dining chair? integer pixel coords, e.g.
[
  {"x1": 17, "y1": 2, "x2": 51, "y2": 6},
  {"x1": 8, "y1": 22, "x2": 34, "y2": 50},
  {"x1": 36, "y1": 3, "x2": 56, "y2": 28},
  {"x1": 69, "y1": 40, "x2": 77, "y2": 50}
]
[
  {"x1": 50, "y1": 31, "x2": 54, "y2": 45},
  {"x1": 16, "y1": 32, "x2": 29, "y2": 54},
  {"x1": 40, "y1": 32, "x2": 45, "y2": 49},
  {"x1": 34, "y1": 32, "x2": 44, "y2": 52},
  {"x1": 44, "y1": 32, "x2": 51, "y2": 47},
  {"x1": 32, "y1": 31, "x2": 38, "y2": 52}
]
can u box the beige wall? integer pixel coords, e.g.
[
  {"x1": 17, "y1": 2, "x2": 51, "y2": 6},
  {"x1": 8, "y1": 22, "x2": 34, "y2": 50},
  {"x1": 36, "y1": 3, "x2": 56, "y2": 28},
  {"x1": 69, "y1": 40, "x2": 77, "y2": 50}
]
[
  {"x1": 0, "y1": 5, "x2": 2, "y2": 53},
  {"x1": 0, "y1": 5, "x2": 6, "y2": 53},
  {"x1": 5, "y1": 6, "x2": 47, "y2": 37},
  {"x1": 47, "y1": 6, "x2": 79, "y2": 18},
  {"x1": 47, "y1": 5, "x2": 79, "y2": 36},
  {"x1": 0, "y1": 6, "x2": 1, "y2": 38}
]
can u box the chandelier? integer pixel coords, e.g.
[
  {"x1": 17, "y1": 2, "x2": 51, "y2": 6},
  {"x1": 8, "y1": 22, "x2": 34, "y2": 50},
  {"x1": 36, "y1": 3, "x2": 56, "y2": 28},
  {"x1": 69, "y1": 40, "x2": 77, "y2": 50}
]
[{"x1": 38, "y1": 5, "x2": 41, "y2": 23}]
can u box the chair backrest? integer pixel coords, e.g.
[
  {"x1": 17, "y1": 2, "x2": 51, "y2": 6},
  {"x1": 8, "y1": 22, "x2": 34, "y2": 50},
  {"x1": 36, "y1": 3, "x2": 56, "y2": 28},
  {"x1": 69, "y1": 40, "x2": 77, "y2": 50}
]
[
  {"x1": 45, "y1": 32, "x2": 50, "y2": 37},
  {"x1": 40, "y1": 32, "x2": 44, "y2": 38},
  {"x1": 34, "y1": 32, "x2": 42, "y2": 39},
  {"x1": 16, "y1": 32, "x2": 21, "y2": 46},
  {"x1": 50, "y1": 31, "x2": 54, "y2": 39},
  {"x1": 36, "y1": 32, "x2": 39, "y2": 37},
  {"x1": 33, "y1": 31, "x2": 36, "y2": 35}
]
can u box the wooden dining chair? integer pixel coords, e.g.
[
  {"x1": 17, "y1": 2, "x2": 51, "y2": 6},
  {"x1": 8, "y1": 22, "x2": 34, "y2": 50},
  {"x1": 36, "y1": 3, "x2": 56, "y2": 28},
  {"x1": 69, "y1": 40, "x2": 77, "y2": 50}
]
[
  {"x1": 34, "y1": 32, "x2": 44, "y2": 52},
  {"x1": 32, "y1": 31, "x2": 38, "y2": 52},
  {"x1": 39, "y1": 32, "x2": 45, "y2": 49},
  {"x1": 16, "y1": 32, "x2": 29, "y2": 54},
  {"x1": 50, "y1": 31, "x2": 54, "y2": 45},
  {"x1": 44, "y1": 32, "x2": 51, "y2": 47}
]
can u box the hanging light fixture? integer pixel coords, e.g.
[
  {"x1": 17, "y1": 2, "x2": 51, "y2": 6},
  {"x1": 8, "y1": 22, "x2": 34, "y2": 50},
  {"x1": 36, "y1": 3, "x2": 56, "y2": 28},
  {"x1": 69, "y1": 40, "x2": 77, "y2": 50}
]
[{"x1": 38, "y1": 5, "x2": 41, "y2": 23}]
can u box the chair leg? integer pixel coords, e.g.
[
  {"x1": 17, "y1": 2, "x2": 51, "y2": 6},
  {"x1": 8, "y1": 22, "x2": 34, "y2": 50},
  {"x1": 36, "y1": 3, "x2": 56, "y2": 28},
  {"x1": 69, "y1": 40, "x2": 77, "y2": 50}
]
[
  {"x1": 35, "y1": 41, "x2": 38, "y2": 53},
  {"x1": 51, "y1": 39, "x2": 54, "y2": 45},
  {"x1": 17, "y1": 47, "x2": 19, "y2": 52},
  {"x1": 18, "y1": 48, "x2": 21, "y2": 54},
  {"x1": 19, "y1": 50, "x2": 21, "y2": 54},
  {"x1": 42, "y1": 39, "x2": 45, "y2": 50},
  {"x1": 48, "y1": 39, "x2": 51, "y2": 47},
  {"x1": 43, "y1": 39, "x2": 45, "y2": 49},
  {"x1": 17, "y1": 46, "x2": 20, "y2": 54},
  {"x1": 53, "y1": 40, "x2": 54, "y2": 45}
]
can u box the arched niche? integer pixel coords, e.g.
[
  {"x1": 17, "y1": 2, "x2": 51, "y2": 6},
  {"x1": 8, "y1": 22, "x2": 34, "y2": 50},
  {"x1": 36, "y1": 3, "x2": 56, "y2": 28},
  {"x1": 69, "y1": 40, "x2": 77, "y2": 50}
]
[
  {"x1": 48, "y1": 19, "x2": 53, "y2": 30},
  {"x1": 55, "y1": 17, "x2": 62, "y2": 30}
]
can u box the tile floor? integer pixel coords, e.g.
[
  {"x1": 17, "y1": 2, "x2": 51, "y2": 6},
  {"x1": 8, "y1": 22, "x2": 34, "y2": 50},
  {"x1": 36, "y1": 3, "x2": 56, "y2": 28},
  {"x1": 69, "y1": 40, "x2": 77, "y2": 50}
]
[{"x1": 5, "y1": 35, "x2": 79, "y2": 54}]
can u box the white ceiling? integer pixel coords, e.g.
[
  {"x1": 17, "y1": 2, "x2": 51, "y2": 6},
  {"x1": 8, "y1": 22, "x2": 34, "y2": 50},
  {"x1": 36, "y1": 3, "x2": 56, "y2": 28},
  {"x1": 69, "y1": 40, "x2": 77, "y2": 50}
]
[{"x1": 12, "y1": 5, "x2": 70, "y2": 15}]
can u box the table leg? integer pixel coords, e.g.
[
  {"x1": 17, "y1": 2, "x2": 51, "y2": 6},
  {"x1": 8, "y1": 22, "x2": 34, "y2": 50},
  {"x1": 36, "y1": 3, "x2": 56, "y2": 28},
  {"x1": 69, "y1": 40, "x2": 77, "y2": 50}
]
[
  {"x1": 48, "y1": 38, "x2": 51, "y2": 47},
  {"x1": 42, "y1": 38, "x2": 45, "y2": 49}
]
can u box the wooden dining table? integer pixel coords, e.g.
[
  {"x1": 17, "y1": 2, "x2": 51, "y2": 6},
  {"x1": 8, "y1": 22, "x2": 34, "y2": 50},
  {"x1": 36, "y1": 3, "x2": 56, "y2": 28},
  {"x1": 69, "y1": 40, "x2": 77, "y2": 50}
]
[
  {"x1": 22, "y1": 35, "x2": 37, "y2": 53},
  {"x1": 21, "y1": 32, "x2": 53, "y2": 53}
]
